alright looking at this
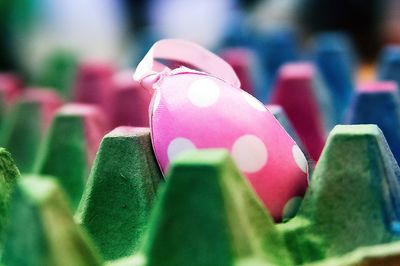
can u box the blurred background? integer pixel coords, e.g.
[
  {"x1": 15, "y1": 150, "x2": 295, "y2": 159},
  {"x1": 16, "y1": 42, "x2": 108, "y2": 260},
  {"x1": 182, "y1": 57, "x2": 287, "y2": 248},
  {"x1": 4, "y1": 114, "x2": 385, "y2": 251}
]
[{"x1": 0, "y1": 0, "x2": 399, "y2": 82}]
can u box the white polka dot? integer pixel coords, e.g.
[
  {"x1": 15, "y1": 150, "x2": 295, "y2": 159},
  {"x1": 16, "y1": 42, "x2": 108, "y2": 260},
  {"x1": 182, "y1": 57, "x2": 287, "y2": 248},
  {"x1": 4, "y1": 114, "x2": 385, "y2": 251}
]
[
  {"x1": 242, "y1": 91, "x2": 267, "y2": 112},
  {"x1": 167, "y1": 138, "x2": 196, "y2": 162},
  {"x1": 188, "y1": 78, "x2": 220, "y2": 107},
  {"x1": 282, "y1": 197, "x2": 302, "y2": 220},
  {"x1": 231, "y1": 135, "x2": 268, "y2": 173},
  {"x1": 292, "y1": 145, "x2": 307, "y2": 173},
  {"x1": 152, "y1": 90, "x2": 161, "y2": 113}
]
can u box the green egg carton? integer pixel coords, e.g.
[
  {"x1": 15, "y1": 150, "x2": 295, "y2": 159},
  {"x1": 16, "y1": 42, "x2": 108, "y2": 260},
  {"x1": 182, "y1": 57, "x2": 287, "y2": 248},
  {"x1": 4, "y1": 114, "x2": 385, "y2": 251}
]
[{"x1": 1, "y1": 123, "x2": 400, "y2": 265}]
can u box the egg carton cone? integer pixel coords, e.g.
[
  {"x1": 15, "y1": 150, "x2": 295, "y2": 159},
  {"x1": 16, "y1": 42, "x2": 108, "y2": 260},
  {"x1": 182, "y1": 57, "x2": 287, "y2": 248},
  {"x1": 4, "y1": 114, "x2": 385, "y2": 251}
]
[
  {"x1": 34, "y1": 103, "x2": 107, "y2": 211},
  {"x1": 1, "y1": 176, "x2": 103, "y2": 266},
  {"x1": 271, "y1": 62, "x2": 335, "y2": 161},
  {"x1": 76, "y1": 126, "x2": 163, "y2": 261},
  {"x1": 0, "y1": 73, "x2": 22, "y2": 106},
  {"x1": 279, "y1": 124, "x2": 400, "y2": 264},
  {"x1": 312, "y1": 32, "x2": 354, "y2": 123},
  {"x1": 378, "y1": 45, "x2": 400, "y2": 88},
  {"x1": 0, "y1": 148, "x2": 20, "y2": 247},
  {"x1": 0, "y1": 89, "x2": 62, "y2": 173},
  {"x1": 34, "y1": 50, "x2": 78, "y2": 100},
  {"x1": 110, "y1": 71, "x2": 152, "y2": 128},
  {"x1": 73, "y1": 61, "x2": 115, "y2": 122},
  {"x1": 260, "y1": 28, "x2": 301, "y2": 84},
  {"x1": 346, "y1": 81, "x2": 400, "y2": 164},
  {"x1": 140, "y1": 149, "x2": 293, "y2": 266},
  {"x1": 219, "y1": 48, "x2": 257, "y2": 96}
]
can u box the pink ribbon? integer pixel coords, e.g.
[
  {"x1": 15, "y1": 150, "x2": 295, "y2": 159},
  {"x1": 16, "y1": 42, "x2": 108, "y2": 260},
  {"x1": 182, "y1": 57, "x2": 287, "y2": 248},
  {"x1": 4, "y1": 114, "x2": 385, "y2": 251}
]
[{"x1": 133, "y1": 39, "x2": 241, "y2": 90}]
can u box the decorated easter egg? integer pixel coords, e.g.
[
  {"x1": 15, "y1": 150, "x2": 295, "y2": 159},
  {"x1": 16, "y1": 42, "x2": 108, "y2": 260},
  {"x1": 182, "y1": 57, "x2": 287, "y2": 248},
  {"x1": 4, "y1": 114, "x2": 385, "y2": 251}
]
[{"x1": 134, "y1": 39, "x2": 308, "y2": 220}]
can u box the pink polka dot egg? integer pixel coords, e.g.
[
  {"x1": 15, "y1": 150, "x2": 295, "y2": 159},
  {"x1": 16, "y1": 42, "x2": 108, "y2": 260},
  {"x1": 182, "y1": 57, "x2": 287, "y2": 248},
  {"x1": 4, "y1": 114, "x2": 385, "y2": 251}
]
[{"x1": 134, "y1": 39, "x2": 308, "y2": 221}]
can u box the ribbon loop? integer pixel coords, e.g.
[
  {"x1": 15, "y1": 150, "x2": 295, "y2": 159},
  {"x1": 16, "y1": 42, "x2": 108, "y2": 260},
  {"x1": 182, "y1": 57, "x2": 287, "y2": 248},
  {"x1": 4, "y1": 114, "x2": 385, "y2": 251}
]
[{"x1": 133, "y1": 39, "x2": 241, "y2": 89}]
